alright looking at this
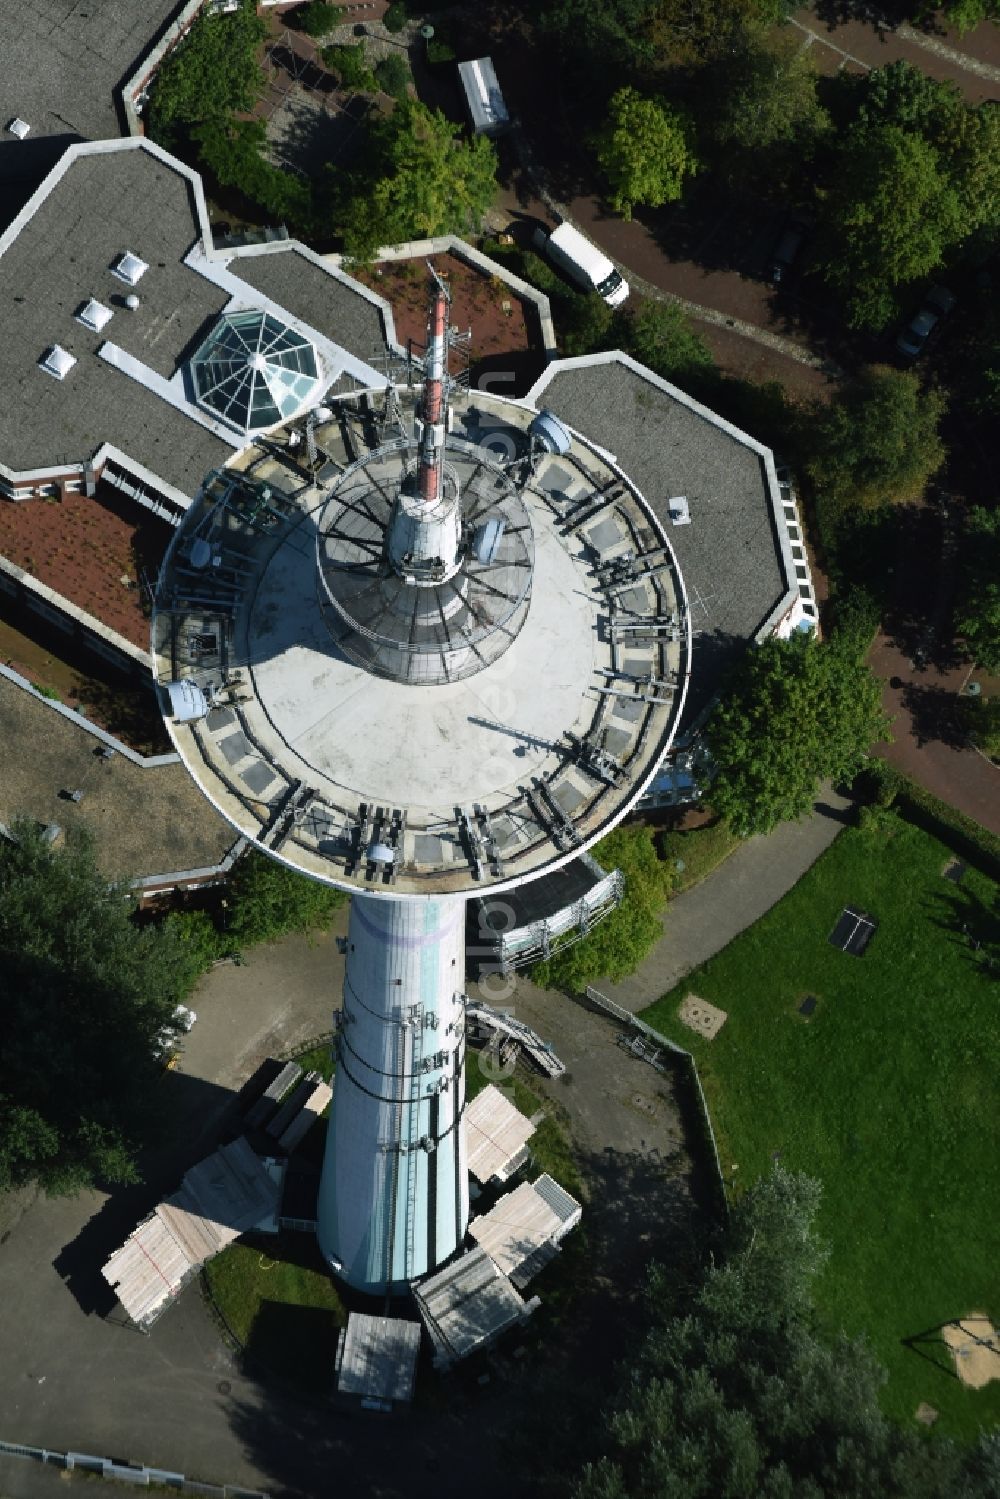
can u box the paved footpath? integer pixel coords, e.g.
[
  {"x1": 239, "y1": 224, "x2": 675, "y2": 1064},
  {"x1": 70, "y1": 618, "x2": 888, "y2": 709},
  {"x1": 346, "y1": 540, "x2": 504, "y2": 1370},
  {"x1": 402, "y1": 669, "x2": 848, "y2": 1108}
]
[{"x1": 597, "y1": 782, "x2": 855, "y2": 1015}]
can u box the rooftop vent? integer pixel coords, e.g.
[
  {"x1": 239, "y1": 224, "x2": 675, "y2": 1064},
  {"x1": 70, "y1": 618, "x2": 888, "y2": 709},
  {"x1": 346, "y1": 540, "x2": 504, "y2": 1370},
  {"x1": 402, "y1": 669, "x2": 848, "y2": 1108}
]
[
  {"x1": 125, "y1": 294, "x2": 141, "y2": 312},
  {"x1": 667, "y1": 495, "x2": 691, "y2": 527},
  {"x1": 112, "y1": 251, "x2": 148, "y2": 286},
  {"x1": 7, "y1": 117, "x2": 30, "y2": 139},
  {"x1": 39, "y1": 345, "x2": 77, "y2": 381},
  {"x1": 76, "y1": 298, "x2": 113, "y2": 333}
]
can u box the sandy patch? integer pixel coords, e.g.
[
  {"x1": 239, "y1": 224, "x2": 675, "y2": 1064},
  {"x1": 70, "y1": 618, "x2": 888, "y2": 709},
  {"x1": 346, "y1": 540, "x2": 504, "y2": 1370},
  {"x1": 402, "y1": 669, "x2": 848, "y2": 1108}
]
[
  {"x1": 942, "y1": 1315, "x2": 1000, "y2": 1388},
  {"x1": 679, "y1": 994, "x2": 727, "y2": 1040},
  {"x1": 915, "y1": 1402, "x2": 938, "y2": 1426}
]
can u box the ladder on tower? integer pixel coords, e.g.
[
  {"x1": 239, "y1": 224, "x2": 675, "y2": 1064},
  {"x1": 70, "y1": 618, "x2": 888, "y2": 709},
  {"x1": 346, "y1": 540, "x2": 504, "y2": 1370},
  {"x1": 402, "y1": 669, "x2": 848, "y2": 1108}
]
[{"x1": 402, "y1": 1006, "x2": 423, "y2": 1281}]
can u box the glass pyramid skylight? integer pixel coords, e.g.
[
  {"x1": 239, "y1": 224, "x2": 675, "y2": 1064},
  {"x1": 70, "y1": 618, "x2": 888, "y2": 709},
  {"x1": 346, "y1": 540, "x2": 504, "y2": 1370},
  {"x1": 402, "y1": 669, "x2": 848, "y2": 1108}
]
[{"x1": 190, "y1": 310, "x2": 321, "y2": 433}]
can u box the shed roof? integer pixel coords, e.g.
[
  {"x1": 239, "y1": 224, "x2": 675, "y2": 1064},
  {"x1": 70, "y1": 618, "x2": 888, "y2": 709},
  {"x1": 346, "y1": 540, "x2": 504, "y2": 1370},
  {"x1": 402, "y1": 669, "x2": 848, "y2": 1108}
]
[
  {"x1": 336, "y1": 1313, "x2": 421, "y2": 1405},
  {"x1": 412, "y1": 1246, "x2": 536, "y2": 1367},
  {"x1": 468, "y1": 1174, "x2": 582, "y2": 1283},
  {"x1": 465, "y1": 1084, "x2": 536, "y2": 1185},
  {"x1": 102, "y1": 1139, "x2": 281, "y2": 1328}
]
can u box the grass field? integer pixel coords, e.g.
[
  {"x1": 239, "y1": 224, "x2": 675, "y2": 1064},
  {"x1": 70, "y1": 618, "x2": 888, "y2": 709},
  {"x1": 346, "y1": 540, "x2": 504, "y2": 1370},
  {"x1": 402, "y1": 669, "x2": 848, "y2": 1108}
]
[
  {"x1": 204, "y1": 1231, "x2": 346, "y2": 1391},
  {"x1": 642, "y1": 814, "x2": 1000, "y2": 1440}
]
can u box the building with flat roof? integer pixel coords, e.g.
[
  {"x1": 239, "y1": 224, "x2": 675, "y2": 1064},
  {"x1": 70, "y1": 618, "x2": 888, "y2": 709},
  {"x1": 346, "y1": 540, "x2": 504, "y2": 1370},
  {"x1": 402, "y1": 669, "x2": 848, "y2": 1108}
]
[
  {"x1": 0, "y1": 138, "x2": 392, "y2": 510},
  {"x1": 526, "y1": 357, "x2": 817, "y2": 736}
]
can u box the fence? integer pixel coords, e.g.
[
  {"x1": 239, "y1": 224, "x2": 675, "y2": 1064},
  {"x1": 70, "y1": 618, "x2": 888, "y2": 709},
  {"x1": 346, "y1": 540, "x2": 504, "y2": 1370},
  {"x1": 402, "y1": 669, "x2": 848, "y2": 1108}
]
[
  {"x1": 584, "y1": 987, "x2": 728, "y2": 1219},
  {"x1": 0, "y1": 1437, "x2": 267, "y2": 1497}
]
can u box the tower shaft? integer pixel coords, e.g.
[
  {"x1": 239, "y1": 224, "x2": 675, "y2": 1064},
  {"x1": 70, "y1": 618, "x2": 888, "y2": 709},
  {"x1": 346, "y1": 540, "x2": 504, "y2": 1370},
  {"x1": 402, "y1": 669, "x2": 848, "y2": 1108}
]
[{"x1": 317, "y1": 894, "x2": 469, "y2": 1294}]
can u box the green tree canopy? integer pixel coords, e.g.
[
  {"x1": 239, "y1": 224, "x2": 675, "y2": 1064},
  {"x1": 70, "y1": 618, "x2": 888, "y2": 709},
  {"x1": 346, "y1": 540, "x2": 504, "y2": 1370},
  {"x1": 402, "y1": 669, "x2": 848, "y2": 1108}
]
[
  {"x1": 149, "y1": 0, "x2": 265, "y2": 139},
  {"x1": 954, "y1": 506, "x2": 1000, "y2": 672},
  {"x1": 0, "y1": 826, "x2": 199, "y2": 1194},
  {"x1": 338, "y1": 101, "x2": 497, "y2": 260},
  {"x1": 531, "y1": 824, "x2": 673, "y2": 990},
  {"x1": 652, "y1": 0, "x2": 792, "y2": 64},
  {"x1": 814, "y1": 123, "x2": 965, "y2": 329},
  {"x1": 806, "y1": 366, "x2": 946, "y2": 515},
  {"x1": 592, "y1": 87, "x2": 697, "y2": 220},
  {"x1": 224, "y1": 850, "x2": 346, "y2": 946},
  {"x1": 854, "y1": 63, "x2": 1000, "y2": 234},
  {"x1": 574, "y1": 1167, "x2": 999, "y2": 1499},
  {"x1": 702, "y1": 32, "x2": 829, "y2": 163},
  {"x1": 704, "y1": 631, "x2": 891, "y2": 837},
  {"x1": 537, "y1": 0, "x2": 661, "y2": 78},
  {"x1": 917, "y1": 0, "x2": 1000, "y2": 29},
  {"x1": 613, "y1": 299, "x2": 714, "y2": 386}
]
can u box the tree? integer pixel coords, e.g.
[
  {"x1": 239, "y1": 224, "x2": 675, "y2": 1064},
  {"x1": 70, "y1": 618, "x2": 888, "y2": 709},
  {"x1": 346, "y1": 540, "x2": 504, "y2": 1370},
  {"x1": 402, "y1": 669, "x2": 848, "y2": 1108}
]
[
  {"x1": 337, "y1": 102, "x2": 497, "y2": 261},
  {"x1": 0, "y1": 825, "x2": 198, "y2": 1194},
  {"x1": 574, "y1": 1167, "x2": 998, "y2": 1499},
  {"x1": 652, "y1": 0, "x2": 792, "y2": 65},
  {"x1": 806, "y1": 366, "x2": 946, "y2": 515},
  {"x1": 854, "y1": 63, "x2": 1000, "y2": 234},
  {"x1": 225, "y1": 849, "x2": 346, "y2": 946},
  {"x1": 592, "y1": 87, "x2": 697, "y2": 220},
  {"x1": 294, "y1": 1, "x2": 340, "y2": 38},
  {"x1": 814, "y1": 124, "x2": 965, "y2": 329},
  {"x1": 954, "y1": 506, "x2": 1000, "y2": 672},
  {"x1": 702, "y1": 32, "x2": 829, "y2": 162},
  {"x1": 536, "y1": 0, "x2": 661, "y2": 78},
  {"x1": 149, "y1": 0, "x2": 265, "y2": 142},
  {"x1": 531, "y1": 824, "x2": 673, "y2": 990},
  {"x1": 916, "y1": 0, "x2": 1000, "y2": 37},
  {"x1": 613, "y1": 300, "x2": 714, "y2": 387},
  {"x1": 704, "y1": 631, "x2": 891, "y2": 837}
]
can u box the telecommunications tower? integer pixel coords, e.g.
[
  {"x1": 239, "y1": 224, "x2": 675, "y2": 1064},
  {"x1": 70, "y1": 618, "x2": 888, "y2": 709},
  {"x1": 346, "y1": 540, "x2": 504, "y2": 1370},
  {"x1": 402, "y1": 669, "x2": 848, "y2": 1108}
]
[{"x1": 153, "y1": 268, "x2": 690, "y2": 1295}]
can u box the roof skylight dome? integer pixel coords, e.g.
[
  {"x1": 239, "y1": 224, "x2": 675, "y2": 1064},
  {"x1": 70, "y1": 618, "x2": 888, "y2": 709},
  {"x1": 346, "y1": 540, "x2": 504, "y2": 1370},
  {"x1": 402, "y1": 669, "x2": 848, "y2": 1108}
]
[
  {"x1": 76, "y1": 298, "x2": 113, "y2": 333},
  {"x1": 113, "y1": 250, "x2": 148, "y2": 286},
  {"x1": 189, "y1": 310, "x2": 322, "y2": 434},
  {"x1": 39, "y1": 345, "x2": 77, "y2": 380}
]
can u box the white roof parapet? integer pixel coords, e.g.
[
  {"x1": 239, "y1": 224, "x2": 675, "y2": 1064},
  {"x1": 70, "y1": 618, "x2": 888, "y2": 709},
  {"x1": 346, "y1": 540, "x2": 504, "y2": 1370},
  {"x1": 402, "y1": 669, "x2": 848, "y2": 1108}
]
[
  {"x1": 465, "y1": 1083, "x2": 536, "y2": 1184},
  {"x1": 39, "y1": 345, "x2": 76, "y2": 381},
  {"x1": 335, "y1": 1313, "x2": 421, "y2": 1407}
]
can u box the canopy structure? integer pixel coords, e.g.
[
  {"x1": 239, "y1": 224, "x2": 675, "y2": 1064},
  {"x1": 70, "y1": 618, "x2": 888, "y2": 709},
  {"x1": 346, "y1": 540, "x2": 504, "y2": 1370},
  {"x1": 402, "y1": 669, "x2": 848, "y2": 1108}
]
[{"x1": 190, "y1": 310, "x2": 321, "y2": 433}]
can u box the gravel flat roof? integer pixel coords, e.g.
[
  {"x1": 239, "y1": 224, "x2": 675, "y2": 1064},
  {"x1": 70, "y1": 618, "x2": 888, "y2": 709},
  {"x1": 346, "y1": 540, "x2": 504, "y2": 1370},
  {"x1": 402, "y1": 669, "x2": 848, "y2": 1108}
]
[
  {"x1": 230, "y1": 249, "x2": 390, "y2": 365},
  {"x1": 534, "y1": 360, "x2": 793, "y2": 727},
  {"x1": 0, "y1": 146, "x2": 235, "y2": 494},
  {"x1": 0, "y1": 676, "x2": 235, "y2": 883},
  {"x1": 0, "y1": 0, "x2": 181, "y2": 148}
]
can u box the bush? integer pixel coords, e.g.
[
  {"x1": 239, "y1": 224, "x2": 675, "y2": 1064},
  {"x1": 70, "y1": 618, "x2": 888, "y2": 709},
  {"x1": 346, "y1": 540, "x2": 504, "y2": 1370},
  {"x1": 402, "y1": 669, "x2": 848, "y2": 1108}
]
[
  {"x1": 295, "y1": 0, "x2": 339, "y2": 38},
  {"x1": 321, "y1": 41, "x2": 377, "y2": 91},
  {"x1": 531, "y1": 824, "x2": 674, "y2": 991},
  {"x1": 426, "y1": 37, "x2": 456, "y2": 64},
  {"x1": 383, "y1": 1, "x2": 407, "y2": 31},
  {"x1": 374, "y1": 53, "x2": 410, "y2": 98},
  {"x1": 224, "y1": 849, "x2": 347, "y2": 945}
]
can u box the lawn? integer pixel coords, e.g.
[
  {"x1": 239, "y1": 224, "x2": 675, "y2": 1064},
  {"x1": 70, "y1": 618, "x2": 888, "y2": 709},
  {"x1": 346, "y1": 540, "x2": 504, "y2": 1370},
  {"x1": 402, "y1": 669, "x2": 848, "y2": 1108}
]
[
  {"x1": 204, "y1": 1231, "x2": 346, "y2": 1392},
  {"x1": 642, "y1": 814, "x2": 1000, "y2": 1440}
]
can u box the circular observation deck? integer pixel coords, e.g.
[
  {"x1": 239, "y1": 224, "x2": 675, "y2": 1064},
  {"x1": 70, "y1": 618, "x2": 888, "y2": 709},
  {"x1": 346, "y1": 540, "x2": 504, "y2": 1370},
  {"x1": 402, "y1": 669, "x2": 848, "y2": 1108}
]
[{"x1": 151, "y1": 390, "x2": 692, "y2": 898}]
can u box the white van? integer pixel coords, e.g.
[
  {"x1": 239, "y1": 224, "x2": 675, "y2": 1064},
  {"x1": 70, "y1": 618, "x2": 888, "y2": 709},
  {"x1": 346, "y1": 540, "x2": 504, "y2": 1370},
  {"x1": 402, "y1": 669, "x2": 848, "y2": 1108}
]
[{"x1": 543, "y1": 222, "x2": 630, "y2": 307}]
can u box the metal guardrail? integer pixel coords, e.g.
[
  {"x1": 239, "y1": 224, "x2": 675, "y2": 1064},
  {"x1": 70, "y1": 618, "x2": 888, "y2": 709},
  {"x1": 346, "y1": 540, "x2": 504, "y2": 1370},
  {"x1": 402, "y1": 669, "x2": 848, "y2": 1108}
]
[
  {"x1": 0, "y1": 1436, "x2": 268, "y2": 1497},
  {"x1": 584, "y1": 987, "x2": 728, "y2": 1216}
]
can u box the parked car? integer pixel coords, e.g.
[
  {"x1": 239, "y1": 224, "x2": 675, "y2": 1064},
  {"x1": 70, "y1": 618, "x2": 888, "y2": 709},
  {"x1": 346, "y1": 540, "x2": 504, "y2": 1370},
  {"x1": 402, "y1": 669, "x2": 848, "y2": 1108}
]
[
  {"x1": 769, "y1": 220, "x2": 807, "y2": 286},
  {"x1": 895, "y1": 285, "x2": 956, "y2": 358}
]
